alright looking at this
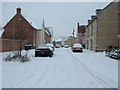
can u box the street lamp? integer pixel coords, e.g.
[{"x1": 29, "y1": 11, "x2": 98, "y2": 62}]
[
  {"x1": 12, "y1": 18, "x2": 22, "y2": 56},
  {"x1": 118, "y1": 12, "x2": 120, "y2": 50},
  {"x1": 18, "y1": 18, "x2": 22, "y2": 58}
]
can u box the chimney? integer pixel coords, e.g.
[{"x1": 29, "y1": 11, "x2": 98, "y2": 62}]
[
  {"x1": 77, "y1": 23, "x2": 79, "y2": 27},
  {"x1": 88, "y1": 20, "x2": 91, "y2": 24},
  {"x1": 77, "y1": 23, "x2": 80, "y2": 32},
  {"x1": 17, "y1": 8, "x2": 21, "y2": 14},
  {"x1": 95, "y1": 9, "x2": 102, "y2": 14},
  {"x1": 91, "y1": 15, "x2": 96, "y2": 20}
]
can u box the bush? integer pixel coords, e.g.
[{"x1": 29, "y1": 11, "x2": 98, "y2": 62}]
[
  {"x1": 3, "y1": 54, "x2": 12, "y2": 62},
  {"x1": 20, "y1": 55, "x2": 30, "y2": 62},
  {"x1": 3, "y1": 51, "x2": 30, "y2": 63}
]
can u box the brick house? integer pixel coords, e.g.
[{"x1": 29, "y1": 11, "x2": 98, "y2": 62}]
[
  {"x1": 1, "y1": 8, "x2": 39, "y2": 52},
  {"x1": 2, "y1": 8, "x2": 36, "y2": 46},
  {"x1": 77, "y1": 23, "x2": 86, "y2": 44},
  {"x1": 85, "y1": 2, "x2": 120, "y2": 51},
  {"x1": 1, "y1": 8, "x2": 53, "y2": 51}
]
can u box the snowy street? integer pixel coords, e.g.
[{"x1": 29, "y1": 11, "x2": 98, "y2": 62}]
[{"x1": 2, "y1": 48, "x2": 118, "y2": 88}]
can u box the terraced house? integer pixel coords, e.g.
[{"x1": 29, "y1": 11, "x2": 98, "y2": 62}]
[{"x1": 85, "y1": 2, "x2": 120, "y2": 51}]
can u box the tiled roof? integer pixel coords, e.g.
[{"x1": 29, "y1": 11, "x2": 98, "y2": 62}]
[{"x1": 22, "y1": 14, "x2": 41, "y2": 29}]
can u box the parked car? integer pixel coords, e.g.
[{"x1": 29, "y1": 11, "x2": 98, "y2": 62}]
[
  {"x1": 35, "y1": 45, "x2": 53, "y2": 57},
  {"x1": 55, "y1": 44, "x2": 61, "y2": 48},
  {"x1": 64, "y1": 45, "x2": 69, "y2": 48},
  {"x1": 46, "y1": 43, "x2": 54, "y2": 51},
  {"x1": 107, "y1": 50, "x2": 116, "y2": 57},
  {"x1": 25, "y1": 44, "x2": 32, "y2": 50},
  {"x1": 72, "y1": 43, "x2": 83, "y2": 52},
  {"x1": 110, "y1": 50, "x2": 120, "y2": 60}
]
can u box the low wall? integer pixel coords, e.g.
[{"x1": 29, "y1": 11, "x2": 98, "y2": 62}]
[{"x1": 0, "y1": 39, "x2": 27, "y2": 52}]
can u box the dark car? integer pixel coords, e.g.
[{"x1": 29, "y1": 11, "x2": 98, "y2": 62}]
[
  {"x1": 35, "y1": 45, "x2": 53, "y2": 57},
  {"x1": 72, "y1": 43, "x2": 83, "y2": 52}
]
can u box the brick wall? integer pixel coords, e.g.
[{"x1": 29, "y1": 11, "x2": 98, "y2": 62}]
[{"x1": 0, "y1": 39, "x2": 27, "y2": 52}]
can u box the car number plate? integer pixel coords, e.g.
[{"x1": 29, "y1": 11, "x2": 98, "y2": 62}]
[{"x1": 40, "y1": 51, "x2": 44, "y2": 53}]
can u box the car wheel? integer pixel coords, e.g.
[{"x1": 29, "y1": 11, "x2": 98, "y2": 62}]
[
  {"x1": 49, "y1": 55, "x2": 52, "y2": 58},
  {"x1": 35, "y1": 54, "x2": 38, "y2": 57}
]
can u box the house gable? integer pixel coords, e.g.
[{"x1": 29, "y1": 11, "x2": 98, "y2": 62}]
[{"x1": 2, "y1": 8, "x2": 36, "y2": 46}]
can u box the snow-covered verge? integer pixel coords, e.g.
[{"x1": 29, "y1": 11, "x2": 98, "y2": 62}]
[{"x1": 2, "y1": 48, "x2": 118, "y2": 88}]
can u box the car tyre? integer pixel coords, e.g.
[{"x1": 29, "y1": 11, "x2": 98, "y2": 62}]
[
  {"x1": 35, "y1": 54, "x2": 38, "y2": 57},
  {"x1": 49, "y1": 55, "x2": 52, "y2": 58}
]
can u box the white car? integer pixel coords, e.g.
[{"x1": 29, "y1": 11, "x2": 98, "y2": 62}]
[
  {"x1": 46, "y1": 43, "x2": 54, "y2": 51},
  {"x1": 72, "y1": 43, "x2": 83, "y2": 52},
  {"x1": 55, "y1": 44, "x2": 61, "y2": 48},
  {"x1": 64, "y1": 45, "x2": 69, "y2": 48}
]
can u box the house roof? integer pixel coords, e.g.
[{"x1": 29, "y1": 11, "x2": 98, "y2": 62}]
[
  {"x1": 78, "y1": 25, "x2": 86, "y2": 34},
  {"x1": 45, "y1": 29, "x2": 50, "y2": 36},
  {"x1": 22, "y1": 14, "x2": 40, "y2": 29},
  {"x1": 4, "y1": 8, "x2": 40, "y2": 30},
  {"x1": 0, "y1": 27, "x2": 4, "y2": 37},
  {"x1": 86, "y1": 17, "x2": 97, "y2": 27},
  {"x1": 45, "y1": 27, "x2": 53, "y2": 36}
]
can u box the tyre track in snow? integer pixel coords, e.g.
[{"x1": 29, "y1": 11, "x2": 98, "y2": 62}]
[
  {"x1": 51, "y1": 48, "x2": 88, "y2": 88},
  {"x1": 11, "y1": 48, "x2": 114, "y2": 88},
  {"x1": 66, "y1": 49, "x2": 112, "y2": 88},
  {"x1": 13, "y1": 60, "x2": 54, "y2": 88}
]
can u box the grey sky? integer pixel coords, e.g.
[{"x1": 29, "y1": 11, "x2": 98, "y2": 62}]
[{"x1": 2, "y1": 2, "x2": 110, "y2": 39}]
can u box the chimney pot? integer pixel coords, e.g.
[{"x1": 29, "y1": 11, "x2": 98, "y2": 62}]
[
  {"x1": 17, "y1": 8, "x2": 21, "y2": 14},
  {"x1": 95, "y1": 9, "x2": 102, "y2": 14},
  {"x1": 88, "y1": 20, "x2": 91, "y2": 24}
]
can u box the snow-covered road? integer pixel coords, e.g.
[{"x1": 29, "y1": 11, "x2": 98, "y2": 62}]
[{"x1": 2, "y1": 48, "x2": 118, "y2": 88}]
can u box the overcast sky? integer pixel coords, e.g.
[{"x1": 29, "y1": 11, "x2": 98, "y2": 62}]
[{"x1": 2, "y1": 2, "x2": 110, "y2": 39}]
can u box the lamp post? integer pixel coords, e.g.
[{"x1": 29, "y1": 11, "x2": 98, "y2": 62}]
[
  {"x1": 12, "y1": 18, "x2": 22, "y2": 56},
  {"x1": 18, "y1": 18, "x2": 22, "y2": 58},
  {"x1": 12, "y1": 20, "x2": 15, "y2": 53},
  {"x1": 118, "y1": 12, "x2": 120, "y2": 50},
  {"x1": 118, "y1": 35, "x2": 120, "y2": 49}
]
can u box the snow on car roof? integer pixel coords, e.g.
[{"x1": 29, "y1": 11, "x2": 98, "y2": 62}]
[
  {"x1": 55, "y1": 38, "x2": 62, "y2": 42},
  {"x1": 46, "y1": 43, "x2": 54, "y2": 47}
]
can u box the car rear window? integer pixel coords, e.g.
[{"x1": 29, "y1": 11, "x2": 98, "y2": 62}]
[{"x1": 73, "y1": 44, "x2": 82, "y2": 47}]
